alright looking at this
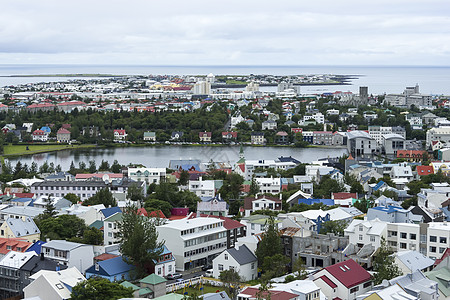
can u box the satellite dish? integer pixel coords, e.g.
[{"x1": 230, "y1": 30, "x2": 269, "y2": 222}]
[{"x1": 102, "y1": 174, "x2": 110, "y2": 182}]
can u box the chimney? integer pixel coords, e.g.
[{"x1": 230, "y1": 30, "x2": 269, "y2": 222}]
[{"x1": 40, "y1": 253, "x2": 44, "y2": 261}]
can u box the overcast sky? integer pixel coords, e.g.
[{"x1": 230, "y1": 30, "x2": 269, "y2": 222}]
[{"x1": 0, "y1": 0, "x2": 449, "y2": 66}]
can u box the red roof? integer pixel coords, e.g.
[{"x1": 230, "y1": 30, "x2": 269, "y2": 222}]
[
  {"x1": 114, "y1": 129, "x2": 126, "y2": 135},
  {"x1": 222, "y1": 131, "x2": 238, "y2": 138},
  {"x1": 324, "y1": 259, "x2": 371, "y2": 289},
  {"x1": 239, "y1": 287, "x2": 298, "y2": 300},
  {"x1": 94, "y1": 253, "x2": 119, "y2": 261},
  {"x1": 57, "y1": 128, "x2": 71, "y2": 134},
  {"x1": 434, "y1": 248, "x2": 450, "y2": 266},
  {"x1": 32, "y1": 129, "x2": 46, "y2": 135},
  {"x1": 199, "y1": 132, "x2": 212, "y2": 137},
  {"x1": 148, "y1": 210, "x2": 167, "y2": 219},
  {"x1": 0, "y1": 238, "x2": 32, "y2": 255},
  {"x1": 57, "y1": 101, "x2": 86, "y2": 106},
  {"x1": 75, "y1": 173, "x2": 123, "y2": 180},
  {"x1": 244, "y1": 195, "x2": 281, "y2": 210},
  {"x1": 397, "y1": 150, "x2": 426, "y2": 158},
  {"x1": 1, "y1": 193, "x2": 34, "y2": 198},
  {"x1": 332, "y1": 192, "x2": 357, "y2": 200},
  {"x1": 28, "y1": 103, "x2": 56, "y2": 109},
  {"x1": 315, "y1": 275, "x2": 337, "y2": 288},
  {"x1": 417, "y1": 165, "x2": 434, "y2": 176}
]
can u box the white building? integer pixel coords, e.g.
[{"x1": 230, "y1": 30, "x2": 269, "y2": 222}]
[
  {"x1": 41, "y1": 240, "x2": 94, "y2": 273},
  {"x1": 188, "y1": 178, "x2": 216, "y2": 198},
  {"x1": 427, "y1": 222, "x2": 450, "y2": 259},
  {"x1": 193, "y1": 81, "x2": 211, "y2": 95},
  {"x1": 244, "y1": 159, "x2": 297, "y2": 180},
  {"x1": 255, "y1": 177, "x2": 281, "y2": 194},
  {"x1": 212, "y1": 245, "x2": 257, "y2": 281},
  {"x1": 344, "y1": 218, "x2": 387, "y2": 249},
  {"x1": 103, "y1": 212, "x2": 122, "y2": 246},
  {"x1": 426, "y1": 127, "x2": 450, "y2": 148},
  {"x1": 156, "y1": 217, "x2": 227, "y2": 271},
  {"x1": 127, "y1": 167, "x2": 166, "y2": 185},
  {"x1": 301, "y1": 112, "x2": 325, "y2": 124},
  {"x1": 386, "y1": 223, "x2": 420, "y2": 253}
]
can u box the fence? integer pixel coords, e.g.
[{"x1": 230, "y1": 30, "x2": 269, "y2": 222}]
[{"x1": 166, "y1": 276, "x2": 225, "y2": 293}]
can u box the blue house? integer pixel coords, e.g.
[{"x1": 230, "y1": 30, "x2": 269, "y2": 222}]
[
  {"x1": 26, "y1": 241, "x2": 46, "y2": 255},
  {"x1": 101, "y1": 207, "x2": 122, "y2": 219},
  {"x1": 85, "y1": 256, "x2": 135, "y2": 282},
  {"x1": 40, "y1": 126, "x2": 51, "y2": 134}
]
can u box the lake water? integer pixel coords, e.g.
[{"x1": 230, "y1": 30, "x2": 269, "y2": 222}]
[
  {"x1": 5, "y1": 145, "x2": 347, "y2": 170},
  {"x1": 0, "y1": 64, "x2": 449, "y2": 95}
]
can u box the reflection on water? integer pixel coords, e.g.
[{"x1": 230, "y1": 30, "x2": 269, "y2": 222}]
[{"x1": 6, "y1": 146, "x2": 348, "y2": 170}]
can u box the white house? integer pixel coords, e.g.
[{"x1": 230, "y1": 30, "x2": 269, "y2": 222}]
[
  {"x1": 255, "y1": 177, "x2": 282, "y2": 194},
  {"x1": 103, "y1": 212, "x2": 122, "y2": 245},
  {"x1": 427, "y1": 222, "x2": 450, "y2": 259},
  {"x1": 23, "y1": 267, "x2": 86, "y2": 300},
  {"x1": 156, "y1": 217, "x2": 227, "y2": 271},
  {"x1": 386, "y1": 223, "x2": 420, "y2": 253},
  {"x1": 188, "y1": 178, "x2": 216, "y2": 198},
  {"x1": 344, "y1": 218, "x2": 387, "y2": 249},
  {"x1": 313, "y1": 259, "x2": 372, "y2": 300},
  {"x1": 128, "y1": 167, "x2": 166, "y2": 185},
  {"x1": 212, "y1": 245, "x2": 257, "y2": 281},
  {"x1": 41, "y1": 240, "x2": 94, "y2": 273},
  {"x1": 394, "y1": 250, "x2": 434, "y2": 275},
  {"x1": 113, "y1": 129, "x2": 127, "y2": 141}
]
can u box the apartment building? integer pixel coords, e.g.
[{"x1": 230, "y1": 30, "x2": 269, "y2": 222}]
[
  {"x1": 41, "y1": 240, "x2": 94, "y2": 273},
  {"x1": 127, "y1": 167, "x2": 166, "y2": 185},
  {"x1": 427, "y1": 222, "x2": 450, "y2": 259},
  {"x1": 386, "y1": 223, "x2": 421, "y2": 253},
  {"x1": 156, "y1": 217, "x2": 227, "y2": 271}
]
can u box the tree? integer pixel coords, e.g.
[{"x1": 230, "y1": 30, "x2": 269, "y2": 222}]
[
  {"x1": 262, "y1": 253, "x2": 289, "y2": 277},
  {"x1": 255, "y1": 217, "x2": 282, "y2": 268},
  {"x1": 83, "y1": 188, "x2": 117, "y2": 207},
  {"x1": 82, "y1": 227, "x2": 104, "y2": 245},
  {"x1": 372, "y1": 237, "x2": 402, "y2": 285},
  {"x1": 64, "y1": 193, "x2": 81, "y2": 204},
  {"x1": 119, "y1": 205, "x2": 164, "y2": 278},
  {"x1": 70, "y1": 277, "x2": 133, "y2": 300},
  {"x1": 111, "y1": 160, "x2": 122, "y2": 173},
  {"x1": 292, "y1": 257, "x2": 307, "y2": 280},
  {"x1": 219, "y1": 269, "x2": 243, "y2": 300},
  {"x1": 313, "y1": 175, "x2": 345, "y2": 199},
  {"x1": 249, "y1": 177, "x2": 259, "y2": 196},
  {"x1": 43, "y1": 196, "x2": 57, "y2": 218},
  {"x1": 319, "y1": 220, "x2": 347, "y2": 236},
  {"x1": 179, "y1": 170, "x2": 190, "y2": 185},
  {"x1": 127, "y1": 183, "x2": 144, "y2": 204}
]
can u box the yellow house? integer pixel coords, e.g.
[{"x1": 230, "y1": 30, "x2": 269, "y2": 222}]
[{"x1": 0, "y1": 217, "x2": 40, "y2": 243}]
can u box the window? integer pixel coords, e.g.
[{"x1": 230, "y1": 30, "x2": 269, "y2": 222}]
[
  {"x1": 400, "y1": 243, "x2": 407, "y2": 249},
  {"x1": 350, "y1": 286, "x2": 359, "y2": 294},
  {"x1": 359, "y1": 226, "x2": 363, "y2": 231},
  {"x1": 363, "y1": 282, "x2": 372, "y2": 288},
  {"x1": 440, "y1": 237, "x2": 447, "y2": 244},
  {"x1": 410, "y1": 233, "x2": 416, "y2": 240},
  {"x1": 251, "y1": 263, "x2": 255, "y2": 270},
  {"x1": 218, "y1": 264, "x2": 223, "y2": 271},
  {"x1": 168, "y1": 265, "x2": 172, "y2": 272},
  {"x1": 430, "y1": 236, "x2": 437, "y2": 242},
  {"x1": 224, "y1": 254, "x2": 228, "y2": 260},
  {"x1": 430, "y1": 246, "x2": 437, "y2": 253},
  {"x1": 359, "y1": 235, "x2": 363, "y2": 241},
  {"x1": 370, "y1": 236, "x2": 375, "y2": 242},
  {"x1": 400, "y1": 232, "x2": 407, "y2": 239}
]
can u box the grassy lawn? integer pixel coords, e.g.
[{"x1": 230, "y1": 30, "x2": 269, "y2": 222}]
[
  {"x1": 2, "y1": 143, "x2": 97, "y2": 156},
  {"x1": 175, "y1": 284, "x2": 225, "y2": 296}
]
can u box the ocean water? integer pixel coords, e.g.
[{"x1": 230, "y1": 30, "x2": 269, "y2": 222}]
[{"x1": 0, "y1": 64, "x2": 449, "y2": 95}]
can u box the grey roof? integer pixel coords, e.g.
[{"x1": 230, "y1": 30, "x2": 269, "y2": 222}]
[
  {"x1": 1, "y1": 206, "x2": 45, "y2": 218},
  {"x1": 396, "y1": 251, "x2": 434, "y2": 272},
  {"x1": 389, "y1": 270, "x2": 437, "y2": 296},
  {"x1": 31, "y1": 178, "x2": 139, "y2": 188},
  {"x1": 347, "y1": 130, "x2": 373, "y2": 140},
  {"x1": 6, "y1": 217, "x2": 40, "y2": 237},
  {"x1": 226, "y1": 244, "x2": 257, "y2": 265},
  {"x1": 201, "y1": 292, "x2": 231, "y2": 300},
  {"x1": 42, "y1": 240, "x2": 88, "y2": 251},
  {"x1": 21, "y1": 256, "x2": 68, "y2": 273}
]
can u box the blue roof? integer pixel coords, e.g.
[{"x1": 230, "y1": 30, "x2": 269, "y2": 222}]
[
  {"x1": 40, "y1": 126, "x2": 51, "y2": 133},
  {"x1": 26, "y1": 241, "x2": 46, "y2": 255},
  {"x1": 370, "y1": 206, "x2": 400, "y2": 214},
  {"x1": 373, "y1": 181, "x2": 385, "y2": 191},
  {"x1": 101, "y1": 207, "x2": 122, "y2": 219},
  {"x1": 298, "y1": 198, "x2": 335, "y2": 206},
  {"x1": 86, "y1": 256, "x2": 134, "y2": 276},
  {"x1": 11, "y1": 197, "x2": 33, "y2": 203}
]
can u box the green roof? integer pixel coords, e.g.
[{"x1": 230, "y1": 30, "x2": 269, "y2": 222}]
[
  {"x1": 89, "y1": 220, "x2": 104, "y2": 229},
  {"x1": 144, "y1": 131, "x2": 156, "y2": 137},
  {"x1": 236, "y1": 158, "x2": 245, "y2": 164},
  {"x1": 154, "y1": 293, "x2": 185, "y2": 300},
  {"x1": 139, "y1": 287, "x2": 153, "y2": 296},
  {"x1": 140, "y1": 273, "x2": 167, "y2": 285},
  {"x1": 104, "y1": 212, "x2": 123, "y2": 222},
  {"x1": 120, "y1": 281, "x2": 139, "y2": 291},
  {"x1": 425, "y1": 267, "x2": 450, "y2": 297}
]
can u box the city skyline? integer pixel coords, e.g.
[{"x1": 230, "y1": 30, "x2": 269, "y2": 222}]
[{"x1": 0, "y1": 0, "x2": 449, "y2": 66}]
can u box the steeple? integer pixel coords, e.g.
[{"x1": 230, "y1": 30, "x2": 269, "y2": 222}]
[{"x1": 239, "y1": 143, "x2": 244, "y2": 159}]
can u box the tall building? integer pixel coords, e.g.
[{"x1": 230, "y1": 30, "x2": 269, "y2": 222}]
[{"x1": 192, "y1": 81, "x2": 211, "y2": 95}]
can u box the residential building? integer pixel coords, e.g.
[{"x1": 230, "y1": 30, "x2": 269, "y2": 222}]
[
  {"x1": 30, "y1": 178, "x2": 145, "y2": 201},
  {"x1": 344, "y1": 218, "x2": 387, "y2": 249},
  {"x1": 313, "y1": 131, "x2": 333, "y2": 145},
  {"x1": 313, "y1": 259, "x2": 372, "y2": 300},
  {"x1": 255, "y1": 177, "x2": 282, "y2": 194},
  {"x1": 113, "y1": 129, "x2": 127, "y2": 141},
  {"x1": 302, "y1": 112, "x2": 325, "y2": 124},
  {"x1": 394, "y1": 250, "x2": 434, "y2": 275},
  {"x1": 426, "y1": 127, "x2": 450, "y2": 148},
  {"x1": 275, "y1": 131, "x2": 289, "y2": 144},
  {"x1": 192, "y1": 81, "x2": 211, "y2": 95},
  {"x1": 0, "y1": 238, "x2": 32, "y2": 258},
  {"x1": 382, "y1": 134, "x2": 405, "y2": 156},
  {"x1": 197, "y1": 196, "x2": 228, "y2": 217},
  {"x1": 222, "y1": 131, "x2": 238, "y2": 143},
  {"x1": 104, "y1": 212, "x2": 122, "y2": 245},
  {"x1": 156, "y1": 217, "x2": 227, "y2": 271},
  {"x1": 0, "y1": 251, "x2": 36, "y2": 299},
  {"x1": 152, "y1": 245, "x2": 176, "y2": 278},
  {"x1": 56, "y1": 128, "x2": 71, "y2": 143},
  {"x1": 85, "y1": 256, "x2": 134, "y2": 282},
  {"x1": 251, "y1": 132, "x2": 264, "y2": 145},
  {"x1": 144, "y1": 131, "x2": 156, "y2": 141},
  {"x1": 128, "y1": 167, "x2": 166, "y2": 185},
  {"x1": 139, "y1": 273, "x2": 167, "y2": 298},
  {"x1": 385, "y1": 84, "x2": 433, "y2": 108},
  {"x1": 389, "y1": 270, "x2": 439, "y2": 300},
  {"x1": 0, "y1": 217, "x2": 40, "y2": 243},
  {"x1": 397, "y1": 150, "x2": 428, "y2": 162},
  {"x1": 243, "y1": 195, "x2": 282, "y2": 217},
  {"x1": 262, "y1": 120, "x2": 277, "y2": 130},
  {"x1": 346, "y1": 130, "x2": 376, "y2": 157},
  {"x1": 199, "y1": 131, "x2": 212, "y2": 143},
  {"x1": 212, "y1": 245, "x2": 257, "y2": 281},
  {"x1": 366, "y1": 206, "x2": 422, "y2": 224},
  {"x1": 427, "y1": 222, "x2": 450, "y2": 259},
  {"x1": 188, "y1": 177, "x2": 216, "y2": 198},
  {"x1": 41, "y1": 240, "x2": 94, "y2": 273},
  {"x1": 23, "y1": 267, "x2": 86, "y2": 300},
  {"x1": 238, "y1": 287, "x2": 299, "y2": 300},
  {"x1": 32, "y1": 129, "x2": 48, "y2": 141}
]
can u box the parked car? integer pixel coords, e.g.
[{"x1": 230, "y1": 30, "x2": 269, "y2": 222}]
[
  {"x1": 166, "y1": 273, "x2": 182, "y2": 280},
  {"x1": 205, "y1": 269, "x2": 213, "y2": 277}
]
